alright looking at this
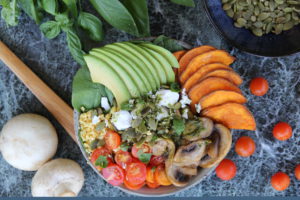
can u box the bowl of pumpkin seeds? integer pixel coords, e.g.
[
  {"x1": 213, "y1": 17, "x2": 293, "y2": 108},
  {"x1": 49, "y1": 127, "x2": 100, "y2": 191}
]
[{"x1": 203, "y1": 0, "x2": 300, "y2": 57}]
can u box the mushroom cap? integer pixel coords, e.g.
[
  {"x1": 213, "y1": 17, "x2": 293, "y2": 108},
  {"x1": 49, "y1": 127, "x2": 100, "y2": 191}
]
[
  {"x1": 183, "y1": 117, "x2": 213, "y2": 141},
  {"x1": 0, "y1": 114, "x2": 58, "y2": 171},
  {"x1": 31, "y1": 158, "x2": 85, "y2": 197}
]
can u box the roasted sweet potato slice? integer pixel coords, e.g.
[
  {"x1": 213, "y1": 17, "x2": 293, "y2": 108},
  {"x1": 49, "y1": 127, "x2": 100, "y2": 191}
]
[
  {"x1": 199, "y1": 90, "x2": 247, "y2": 109},
  {"x1": 183, "y1": 63, "x2": 233, "y2": 92},
  {"x1": 173, "y1": 50, "x2": 187, "y2": 60},
  {"x1": 189, "y1": 77, "x2": 242, "y2": 110},
  {"x1": 202, "y1": 103, "x2": 256, "y2": 130},
  {"x1": 180, "y1": 50, "x2": 236, "y2": 84},
  {"x1": 200, "y1": 69, "x2": 243, "y2": 86},
  {"x1": 178, "y1": 45, "x2": 215, "y2": 76}
]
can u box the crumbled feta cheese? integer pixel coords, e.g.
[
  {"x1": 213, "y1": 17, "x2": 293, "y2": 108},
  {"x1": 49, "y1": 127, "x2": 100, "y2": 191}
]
[
  {"x1": 195, "y1": 103, "x2": 202, "y2": 113},
  {"x1": 101, "y1": 97, "x2": 111, "y2": 111},
  {"x1": 156, "y1": 107, "x2": 169, "y2": 121},
  {"x1": 112, "y1": 110, "x2": 132, "y2": 130},
  {"x1": 92, "y1": 116, "x2": 100, "y2": 124},
  {"x1": 182, "y1": 108, "x2": 189, "y2": 119},
  {"x1": 180, "y1": 89, "x2": 192, "y2": 108},
  {"x1": 156, "y1": 89, "x2": 179, "y2": 107}
]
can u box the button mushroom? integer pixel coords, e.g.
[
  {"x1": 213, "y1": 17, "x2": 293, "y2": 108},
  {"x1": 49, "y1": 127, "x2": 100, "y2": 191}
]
[
  {"x1": 0, "y1": 114, "x2": 58, "y2": 171},
  {"x1": 31, "y1": 158, "x2": 84, "y2": 197},
  {"x1": 183, "y1": 117, "x2": 213, "y2": 141},
  {"x1": 152, "y1": 138, "x2": 175, "y2": 159},
  {"x1": 199, "y1": 124, "x2": 232, "y2": 168},
  {"x1": 166, "y1": 163, "x2": 197, "y2": 187}
]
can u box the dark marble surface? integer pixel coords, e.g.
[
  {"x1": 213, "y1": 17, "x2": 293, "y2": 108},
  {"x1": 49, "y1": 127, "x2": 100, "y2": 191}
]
[{"x1": 0, "y1": 0, "x2": 300, "y2": 197}]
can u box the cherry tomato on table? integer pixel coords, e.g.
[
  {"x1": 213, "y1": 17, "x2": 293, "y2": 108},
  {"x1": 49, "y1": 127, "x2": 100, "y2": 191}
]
[
  {"x1": 235, "y1": 136, "x2": 256, "y2": 157},
  {"x1": 126, "y1": 162, "x2": 147, "y2": 185},
  {"x1": 105, "y1": 129, "x2": 121, "y2": 150},
  {"x1": 295, "y1": 164, "x2": 300, "y2": 180},
  {"x1": 150, "y1": 155, "x2": 165, "y2": 166},
  {"x1": 90, "y1": 147, "x2": 113, "y2": 171},
  {"x1": 215, "y1": 159, "x2": 237, "y2": 181},
  {"x1": 272, "y1": 122, "x2": 293, "y2": 141},
  {"x1": 249, "y1": 77, "x2": 269, "y2": 96},
  {"x1": 102, "y1": 164, "x2": 125, "y2": 186},
  {"x1": 115, "y1": 150, "x2": 133, "y2": 169},
  {"x1": 154, "y1": 164, "x2": 172, "y2": 186},
  {"x1": 131, "y1": 143, "x2": 152, "y2": 158},
  {"x1": 271, "y1": 172, "x2": 290, "y2": 191}
]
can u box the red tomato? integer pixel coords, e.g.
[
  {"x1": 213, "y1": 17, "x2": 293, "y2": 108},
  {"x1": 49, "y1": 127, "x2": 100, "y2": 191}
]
[
  {"x1": 115, "y1": 151, "x2": 133, "y2": 169},
  {"x1": 250, "y1": 77, "x2": 269, "y2": 96},
  {"x1": 105, "y1": 129, "x2": 121, "y2": 150},
  {"x1": 102, "y1": 164, "x2": 125, "y2": 186},
  {"x1": 271, "y1": 172, "x2": 290, "y2": 191},
  {"x1": 272, "y1": 122, "x2": 293, "y2": 141},
  {"x1": 149, "y1": 156, "x2": 165, "y2": 166},
  {"x1": 124, "y1": 178, "x2": 145, "y2": 190},
  {"x1": 90, "y1": 147, "x2": 112, "y2": 170},
  {"x1": 131, "y1": 143, "x2": 152, "y2": 158},
  {"x1": 295, "y1": 164, "x2": 300, "y2": 180},
  {"x1": 146, "y1": 181, "x2": 160, "y2": 189},
  {"x1": 126, "y1": 162, "x2": 147, "y2": 185},
  {"x1": 216, "y1": 159, "x2": 237, "y2": 181},
  {"x1": 235, "y1": 136, "x2": 256, "y2": 157}
]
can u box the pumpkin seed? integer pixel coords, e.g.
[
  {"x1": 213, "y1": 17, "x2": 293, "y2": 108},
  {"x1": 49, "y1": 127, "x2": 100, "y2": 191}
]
[
  {"x1": 237, "y1": 18, "x2": 247, "y2": 26},
  {"x1": 283, "y1": 21, "x2": 294, "y2": 30},
  {"x1": 252, "y1": 28, "x2": 263, "y2": 36},
  {"x1": 258, "y1": 12, "x2": 270, "y2": 20},
  {"x1": 226, "y1": 9, "x2": 235, "y2": 18}
]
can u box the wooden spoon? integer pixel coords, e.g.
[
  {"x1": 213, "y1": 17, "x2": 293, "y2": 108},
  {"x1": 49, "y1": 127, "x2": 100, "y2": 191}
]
[{"x1": 0, "y1": 40, "x2": 76, "y2": 142}]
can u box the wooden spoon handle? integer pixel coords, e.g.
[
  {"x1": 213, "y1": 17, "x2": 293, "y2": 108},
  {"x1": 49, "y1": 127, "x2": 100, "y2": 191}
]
[{"x1": 0, "y1": 40, "x2": 76, "y2": 142}]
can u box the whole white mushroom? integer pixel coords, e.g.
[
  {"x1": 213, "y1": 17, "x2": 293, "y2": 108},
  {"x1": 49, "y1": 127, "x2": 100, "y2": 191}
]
[
  {"x1": 0, "y1": 113, "x2": 58, "y2": 171},
  {"x1": 31, "y1": 158, "x2": 85, "y2": 197}
]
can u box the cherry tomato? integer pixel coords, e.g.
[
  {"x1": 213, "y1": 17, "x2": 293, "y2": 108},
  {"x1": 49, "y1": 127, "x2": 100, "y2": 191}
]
[
  {"x1": 126, "y1": 162, "x2": 147, "y2": 185},
  {"x1": 90, "y1": 147, "x2": 112, "y2": 170},
  {"x1": 102, "y1": 164, "x2": 125, "y2": 186},
  {"x1": 294, "y1": 164, "x2": 300, "y2": 180},
  {"x1": 131, "y1": 143, "x2": 152, "y2": 158},
  {"x1": 149, "y1": 156, "x2": 165, "y2": 166},
  {"x1": 235, "y1": 136, "x2": 256, "y2": 157},
  {"x1": 124, "y1": 178, "x2": 145, "y2": 190},
  {"x1": 216, "y1": 159, "x2": 237, "y2": 181},
  {"x1": 115, "y1": 151, "x2": 133, "y2": 169},
  {"x1": 146, "y1": 166, "x2": 156, "y2": 183},
  {"x1": 105, "y1": 129, "x2": 121, "y2": 150},
  {"x1": 271, "y1": 172, "x2": 290, "y2": 191},
  {"x1": 146, "y1": 181, "x2": 160, "y2": 189},
  {"x1": 154, "y1": 164, "x2": 172, "y2": 186},
  {"x1": 249, "y1": 77, "x2": 269, "y2": 96},
  {"x1": 272, "y1": 122, "x2": 293, "y2": 141}
]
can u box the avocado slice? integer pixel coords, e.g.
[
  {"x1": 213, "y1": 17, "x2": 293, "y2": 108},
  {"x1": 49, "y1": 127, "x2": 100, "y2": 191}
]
[
  {"x1": 91, "y1": 48, "x2": 148, "y2": 95},
  {"x1": 125, "y1": 42, "x2": 167, "y2": 85},
  {"x1": 112, "y1": 42, "x2": 160, "y2": 90},
  {"x1": 139, "y1": 43, "x2": 180, "y2": 68},
  {"x1": 138, "y1": 45, "x2": 175, "y2": 83},
  {"x1": 89, "y1": 50, "x2": 140, "y2": 98},
  {"x1": 84, "y1": 55, "x2": 131, "y2": 106},
  {"x1": 104, "y1": 44, "x2": 156, "y2": 92}
]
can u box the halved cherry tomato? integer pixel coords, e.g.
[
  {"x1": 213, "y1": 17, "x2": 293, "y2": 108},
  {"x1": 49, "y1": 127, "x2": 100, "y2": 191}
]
[
  {"x1": 235, "y1": 136, "x2": 256, "y2": 157},
  {"x1": 105, "y1": 129, "x2": 121, "y2": 150},
  {"x1": 124, "y1": 178, "x2": 145, "y2": 190},
  {"x1": 154, "y1": 164, "x2": 172, "y2": 186},
  {"x1": 126, "y1": 162, "x2": 147, "y2": 185},
  {"x1": 272, "y1": 122, "x2": 293, "y2": 141},
  {"x1": 115, "y1": 151, "x2": 133, "y2": 169},
  {"x1": 216, "y1": 159, "x2": 237, "y2": 181},
  {"x1": 131, "y1": 143, "x2": 152, "y2": 158},
  {"x1": 102, "y1": 164, "x2": 125, "y2": 186},
  {"x1": 295, "y1": 164, "x2": 300, "y2": 180},
  {"x1": 146, "y1": 166, "x2": 156, "y2": 183},
  {"x1": 250, "y1": 77, "x2": 269, "y2": 96},
  {"x1": 271, "y1": 172, "x2": 290, "y2": 191},
  {"x1": 90, "y1": 147, "x2": 112, "y2": 170},
  {"x1": 150, "y1": 156, "x2": 165, "y2": 166},
  {"x1": 146, "y1": 181, "x2": 160, "y2": 189}
]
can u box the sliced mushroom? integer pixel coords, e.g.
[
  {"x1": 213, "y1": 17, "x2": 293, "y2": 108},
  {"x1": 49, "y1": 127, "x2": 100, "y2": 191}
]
[
  {"x1": 183, "y1": 117, "x2": 213, "y2": 141},
  {"x1": 165, "y1": 163, "x2": 197, "y2": 187},
  {"x1": 173, "y1": 140, "x2": 207, "y2": 164},
  {"x1": 152, "y1": 138, "x2": 175, "y2": 159},
  {"x1": 199, "y1": 124, "x2": 232, "y2": 168}
]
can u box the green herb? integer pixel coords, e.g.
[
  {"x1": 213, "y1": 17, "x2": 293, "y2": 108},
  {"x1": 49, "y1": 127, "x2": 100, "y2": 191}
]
[
  {"x1": 66, "y1": 28, "x2": 85, "y2": 66},
  {"x1": 39, "y1": 21, "x2": 61, "y2": 39},
  {"x1": 95, "y1": 155, "x2": 108, "y2": 168},
  {"x1": 121, "y1": 102, "x2": 132, "y2": 111},
  {"x1": 78, "y1": 12, "x2": 104, "y2": 41},
  {"x1": 120, "y1": 143, "x2": 130, "y2": 151},
  {"x1": 41, "y1": 0, "x2": 57, "y2": 15},
  {"x1": 170, "y1": 82, "x2": 181, "y2": 92},
  {"x1": 62, "y1": 0, "x2": 78, "y2": 17},
  {"x1": 170, "y1": 0, "x2": 195, "y2": 7},
  {"x1": 0, "y1": 0, "x2": 20, "y2": 26},
  {"x1": 152, "y1": 35, "x2": 184, "y2": 52},
  {"x1": 137, "y1": 149, "x2": 152, "y2": 164},
  {"x1": 19, "y1": 0, "x2": 42, "y2": 24},
  {"x1": 172, "y1": 117, "x2": 185, "y2": 136}
]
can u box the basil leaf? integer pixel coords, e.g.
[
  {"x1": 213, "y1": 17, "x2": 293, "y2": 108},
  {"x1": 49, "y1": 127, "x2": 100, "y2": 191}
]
[
  {"x1": 170, "y1": 0, "x2": 195, "y2": 7},
  {"x1": 152, "y1": 35, "x2": 184, "y2": 52},
  {"x1": 55, "y1": 13, "x2": 73, "y2": 31},
  {"x1": 95, "y1": 155, "x2": 108, "y2": 168},
  {"x1": 40, "y1": 21, "x2": 61, "y2": 39},
  {"x1": 62, "y1": 0, "x2": 78, "y2": 17},
  {"x1": 120, "y1": 143, "x2": 130, "y2": 151},
  {"x1": 18, "y1": 0, "x2": 42, "y2": 24},
  {"x1": 137, "y1": 149, "x2": 152, "y2": 164},
  {"x1": 90, "y1": 0, "x2": 139, "y2": 36},
  {"x1": 1, "y1": 0, "x2": 20, "y2": 26},
  {"x1": 122, "y1": 0, "x2": 150, "y2": 37},
  {"x1": 66, "y1": 28, "x2": 85, "y2": 66},
  {"x1": 41, "y1": 0, "x2": 57, "y2": 15},
  {"x1": 78, "y1": 11, "x2": 104, "y2": 41},
  {"x1": 72, "y1": 65, "x2": 107, "y2": 111},
  {"x1": 172, "y1": 117, "x2": 185, "y2": 136}
]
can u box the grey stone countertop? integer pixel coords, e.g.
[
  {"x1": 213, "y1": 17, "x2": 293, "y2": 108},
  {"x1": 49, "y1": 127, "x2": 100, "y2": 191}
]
[{"x1": 1, "y1": 0, "x2": 300, "y2": 197}]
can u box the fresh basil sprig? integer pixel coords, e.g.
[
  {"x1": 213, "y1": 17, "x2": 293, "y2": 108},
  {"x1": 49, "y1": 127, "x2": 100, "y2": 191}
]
[
  {"x1": 0, "y1": 0, "x2": 20, "y2": 26},
  {"x1": 95, "y1": 155, "x2": 108, "y2": 168}
]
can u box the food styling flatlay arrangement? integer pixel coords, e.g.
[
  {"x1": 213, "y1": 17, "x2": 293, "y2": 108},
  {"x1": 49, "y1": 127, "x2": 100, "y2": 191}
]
[{"x1": 0, "y1": 0, "x2": 300, "y2": 197}]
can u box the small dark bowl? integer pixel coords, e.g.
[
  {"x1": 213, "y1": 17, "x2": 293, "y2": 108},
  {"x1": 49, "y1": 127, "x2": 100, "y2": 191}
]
[{"x1": 203, "y1": 0, "x2": 300, "y2": 57}]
